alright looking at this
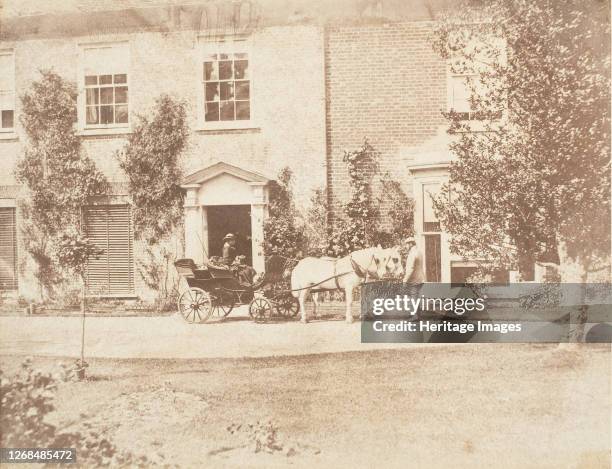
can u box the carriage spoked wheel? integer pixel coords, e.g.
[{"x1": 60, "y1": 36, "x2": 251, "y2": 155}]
[
  {"x1": 248, "y1": 297, "x2": 273, "y2": 323},
  {"x1": 210, "y1": 290, "x2": 235, "y2": 319},
  {"x1": 178, "y1": 287, "x2": 212, "y2": 323},
  {"x1": 274, "y1": 293, "x2": 299, "y2": 318}
]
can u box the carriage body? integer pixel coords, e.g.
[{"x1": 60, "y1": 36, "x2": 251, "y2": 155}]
[{"x1": 174, "y1": 256, "x2": 298, "y2": 323}]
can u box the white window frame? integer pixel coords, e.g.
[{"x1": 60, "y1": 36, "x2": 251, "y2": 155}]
[
  {"x1": 0, "y1": 49, "x2": 16, "y2": 135},
  {"x1": 448, "y1": 73, "x2": 479, "y2": 121},
  {"x1": 195, "y1": 35, "x2": 255, "y2": 131},
  {"x1": 77, "y1": 41, "x2": 131, "y2": 135}
]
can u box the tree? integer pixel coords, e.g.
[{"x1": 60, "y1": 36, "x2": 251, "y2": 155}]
[{"x1": 431, "y1": 0, "x2": 610, "y2": 281}]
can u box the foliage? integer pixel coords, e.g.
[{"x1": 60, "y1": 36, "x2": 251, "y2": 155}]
[
  {"x1": 431, "y1": 0, "x2": 610, "y2": 279},
  {"x1": 15, "y1": 70, "x2": 108, "y2": 298},
  {"x1": 117, "y1": 94, "x2": 188, "y2": 245},
  {"x1": 136, "y1": 244, "x2": 180, "y2": 309},
  {"x1": 327, "y1": 138, "x2": 379, "y2": 256},
  {"x1": 0, "y1": 359, "x2": 148, "y2": 466},
  {"x1": 263, "y1": 167, "x2": 305, "y2": 259},
  {"x1": 56, "y1": 228, "x2": 103, "y2": 279},
  {"x1": 302, "y1": 187, "x2": 329, "y2": 257},
  {"x1": 378, "y1": 173, "x2": 415, "y2": 244}
]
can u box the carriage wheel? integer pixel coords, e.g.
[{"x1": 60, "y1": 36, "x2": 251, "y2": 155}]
[
  {"x1": 274, "y1": 294, "x2": 299, "y2": 318},
  {"x1": 211, "y1": 291, "x2": 235, "y2": 318},
  {"x1": 249, "y1": 297, "x2": 273, "y2": 322},
  {"x1": 178, "y1": 287, "x2": 212, "y2": 323}
]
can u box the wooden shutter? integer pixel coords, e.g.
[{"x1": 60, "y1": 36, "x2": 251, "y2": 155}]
[
  {"x1": 0, "y1": 207, "x2": 18, "y2": 291},
  {"x1": 85, "y1": 205, "x2": 134, "y2": 295}
]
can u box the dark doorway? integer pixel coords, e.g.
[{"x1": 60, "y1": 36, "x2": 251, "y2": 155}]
[{"x1": 207, "y1": 205, "x2": 252, "y2": 265}]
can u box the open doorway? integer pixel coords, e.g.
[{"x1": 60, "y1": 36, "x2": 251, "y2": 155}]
[{"x1": 207, "y1": 205, "x2": 252, "y2": 266}]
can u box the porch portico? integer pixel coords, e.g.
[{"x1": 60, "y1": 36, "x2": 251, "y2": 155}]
[{"x1": 181, "y1": 162, "x2": 270, "y2": 273}]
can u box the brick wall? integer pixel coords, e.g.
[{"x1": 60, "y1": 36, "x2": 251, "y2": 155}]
[{"x1": 325, "y1": 22, "x2": 447, "y2": 222}]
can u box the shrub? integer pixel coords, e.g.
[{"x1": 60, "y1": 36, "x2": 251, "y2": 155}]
[
  {"x1": 0, "y1": 359, "x2": 148, "y2": 466},
  {"x1": 327, "y1": 138, "x2": 379, "y2": 256},
  {"x1": 263, "y1": 168, "x2": 304, "y2": 259}
]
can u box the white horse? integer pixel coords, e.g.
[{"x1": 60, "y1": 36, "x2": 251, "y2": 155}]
[{"x1": 291, "y1": 246, "x2": 404, "y2": 323}]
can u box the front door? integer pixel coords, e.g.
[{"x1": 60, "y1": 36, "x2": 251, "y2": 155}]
[{"x1": 206, "y1": 205, "x2": 253, "y2": 265}]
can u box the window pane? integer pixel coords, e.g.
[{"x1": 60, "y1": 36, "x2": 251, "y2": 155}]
[
  {"x1": 234, "y1": 60, "x2": 248, "y2": 80},
  {"x1": 205, "y1": 101, "x2": 219, "y2": 121},
  {"x1": 115, "y1": 86, "x2": 128, "y2": 104},
  {"x1": 100, "y1": 87, "x2": 113, "y2": 105},
  {"x1": 235, "y1": 81, "x2": 249, "y2": 100},
  {"x1": 86, "y1": 106, "x2": 99, "y2": 125},
  {"x1": 100, "y1": 75, "x2": 113, "y2": 85},
  {"x1": 86, "y1": 88, "x2": 99, "y2": 105},
  {"x1": 115, "y1": 105, "x2": 128, "y2": 123},
  {"x1": 100, "y1": 105, "x2": 114, "y2": 124},
  {"x1": 219, "y1": 61, "x2": 233, "y2": 80},
  {"x1": 1, "y1": 110, "x2": 14, "y2": 128},
  {"x1": 234, "y1": 52, "x2": 247, "y2": 59},
  {"x1": 422, "y1": 183, "x2": 441, "y2": 231},
  {"x1": 205, "y1": 82, "x2": 219, "y2": 101},
  {"x1": 114, "y1": 74, "x2": 127, "y2": 84},
  {"x1": 451, "y1": 76, "x2": 471, "y2": 113},
  {"x1": 219, "y1": 53, "x2": 230, "y2": 60},
  {"x1": 235, "y1": 101, "x2": 250, "y2": 120},
  {"x1": 85, "y1": 75, "x2": 98, "y2": 85},
  {"x1": 204, "y1": 62, "x2": 218, "y2": 81},
  {"x1": 220, "y1": 82, "x2": 234, "y2": 101},
  {"x1": 220, "y1": 101, "x2": 234, "y2": 121}
]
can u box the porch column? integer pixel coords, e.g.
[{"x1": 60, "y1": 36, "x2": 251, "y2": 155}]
[
  {"x1": 183, "y1": 186, "x2": 204, "y2": 265},
  {"x1": 249, "y1": 182, "x2": 267, "y2": 273}
]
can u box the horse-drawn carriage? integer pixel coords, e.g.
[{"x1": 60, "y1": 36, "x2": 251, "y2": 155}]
[{"x1": 174, "y1": 255, "x2": 299, "y2": 323}]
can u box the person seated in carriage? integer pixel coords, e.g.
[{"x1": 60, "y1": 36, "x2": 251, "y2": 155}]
[
  {"x1": 222, "y1": 233, "x2": 237, "y2": 265},
  {"x1": 231, "y1": 255, "x2": 258, "y2": 286}
]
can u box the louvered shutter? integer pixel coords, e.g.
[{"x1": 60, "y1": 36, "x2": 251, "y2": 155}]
[
  {"x1": 85, "y1": 205, "x2": 134, "y2": 295},
  {"x1": 0, "y1": 207, "x2": 17, "y2": 291}
]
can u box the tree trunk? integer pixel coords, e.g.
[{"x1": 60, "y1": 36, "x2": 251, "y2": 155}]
[{"x1": 78, "y1": 282, "x2": 87, "y2": 380}]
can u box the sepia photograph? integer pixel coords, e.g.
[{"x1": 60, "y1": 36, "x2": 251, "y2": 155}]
[{"x1": 0, "y1": 0, "x2": 610, "y2": 467}]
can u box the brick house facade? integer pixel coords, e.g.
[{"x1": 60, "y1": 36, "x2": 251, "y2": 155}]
[{"x1": 0, "y1": 0, "x2": 475, "y2": 301}]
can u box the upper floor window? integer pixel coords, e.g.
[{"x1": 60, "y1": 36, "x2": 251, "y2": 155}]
[
  {"x1": 204, "y1": 51, "x2": 250, "y2": 122},
  {"x1": 81, "y1": 43, "x2": 129, "y2": 129},
  {"x1": 0, "y1": 51, "x2": 15, "y2": 131},
  {"x1": 199, "y1": 37, "x2": 251, "y2": 128},
  {"x1": 450, "y1": 74, "x2": 477, "y2": 121},
  {"x1": 85, "y1": 73, "x2": 128, "y2": 125}
]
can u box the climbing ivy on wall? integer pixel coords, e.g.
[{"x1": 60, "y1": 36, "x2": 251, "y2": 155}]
[
  {"x1": 327, "y1": 138, "x2": 380, "y2": 256},
  {"x1": 117, "y1": 94, "x2": 188, "y2": 245},
  {"x1": 16, "y1": 70, "x2": 108, "y2": 300}
]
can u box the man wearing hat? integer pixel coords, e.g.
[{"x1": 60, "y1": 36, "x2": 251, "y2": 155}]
[{"x1": 222, "y1": 233, "x2": 237, "y2": 266}]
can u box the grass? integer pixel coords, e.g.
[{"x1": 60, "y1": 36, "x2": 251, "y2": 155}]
[{"x1": 1, "y1": 344, "x2": 611, "y2": 468}]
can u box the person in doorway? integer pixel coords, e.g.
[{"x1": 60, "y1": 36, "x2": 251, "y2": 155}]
[{"x1": 222, "y1": 233, "x2": 237, "y2": 266}]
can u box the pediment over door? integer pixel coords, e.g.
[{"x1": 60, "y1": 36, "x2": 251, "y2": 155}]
[{"x1": 181, "y1": 162, "x2": 271, "y2": 206}]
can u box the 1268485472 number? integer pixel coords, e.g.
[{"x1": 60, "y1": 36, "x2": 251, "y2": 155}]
[{"x1": 0, "y1": 448, "x2": 76, "y2": 464}]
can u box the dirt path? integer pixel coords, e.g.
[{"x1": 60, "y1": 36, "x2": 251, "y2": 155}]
[{"x1": 0, "y1": 310, "x2": 445, "y2": 359}]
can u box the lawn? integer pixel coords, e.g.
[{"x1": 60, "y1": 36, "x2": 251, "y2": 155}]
[{"x1": 1, "y1": 345, "x2": 610, "y2": 468}]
